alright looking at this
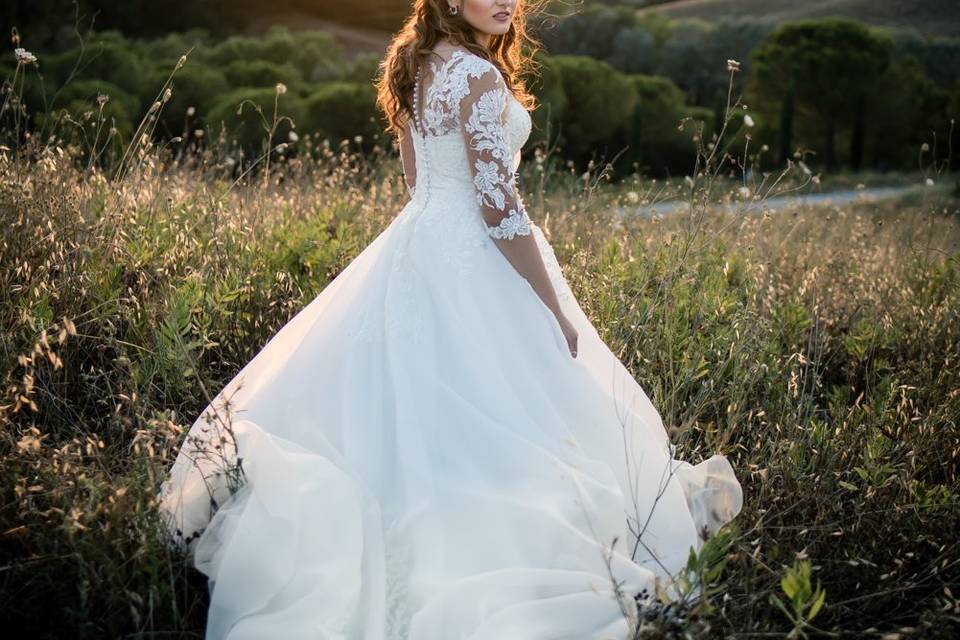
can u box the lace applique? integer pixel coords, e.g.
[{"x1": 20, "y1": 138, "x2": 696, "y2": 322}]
[
  {"x1": 419, "y1": 49, "x2": 491, "y2": 138},
  {"x1": 458, "y1": 60, "x2": 533, "y2": 241}
]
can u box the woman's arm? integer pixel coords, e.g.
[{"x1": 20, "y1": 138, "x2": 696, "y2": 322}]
[
  {"x1": 399, "y1": 119, "x2": 416, "y2": 196},
  {"x1": 458, "y1": 64, "x2": 563, "y2": 321}
]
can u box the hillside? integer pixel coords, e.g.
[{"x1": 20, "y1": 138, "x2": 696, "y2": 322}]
[
  {"x1": 636, "y1": 0, "x2": 960, "y2": 37},
  {"x1": 245, "y1": 12, "x2": 391, "y2": 58}
]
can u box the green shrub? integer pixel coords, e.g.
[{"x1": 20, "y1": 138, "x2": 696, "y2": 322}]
[
  {"x1": 35, "y1": 79, "x2": 139, "y2": 151},
  {"x1": 527, "y1": 52, "x2": 568, "y2": 149},
  {"x1": 140, "y1": 64, "x2": 230, "y2": 136},
  {"x1": 206, "y1": 86, "x2": 306, "y2": 154},
  {"x1": 549, "y1": 55, "x2": 637, "y2": 166},
  {"x1": 66, "y1": 33, "x2": 147, "y2": 96},
  {"x1": 303, "y1": 82, "x2": 380, "y2": 146},
  {"x1": 286, "y1": 31, "x2": 345, "y2": 82},
  {"x1": 223, "y1": 60, "x2": 304, "y2": 90},
  {"x1": 623, "y1": 74, "x2": 698, "y2": 174}
]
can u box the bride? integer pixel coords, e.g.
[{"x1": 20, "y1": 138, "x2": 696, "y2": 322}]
[{"x1": 158, "y1": 1, "x2": 744, "y2": 638}]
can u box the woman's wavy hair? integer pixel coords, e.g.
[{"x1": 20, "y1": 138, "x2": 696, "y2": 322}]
[{"x1": 375, "y1": 0, "x2": 547, "y2": 138}]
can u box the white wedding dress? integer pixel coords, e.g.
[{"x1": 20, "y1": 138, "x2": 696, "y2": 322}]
[{"x1": 159, "y1": 47, "x2": 743, "y2": 640}]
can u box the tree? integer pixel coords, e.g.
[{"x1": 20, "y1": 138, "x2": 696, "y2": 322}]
[
  {"x1": 547, "y1": 55, "x2": 637, "y2": 167},
  {"x1": 624, "y1": 73, "x2": 698, "y2": 176},
  {"x1": 865, "y1": 56, "x2": 950, "y2": 171},
  {"x1": 749, "y1": 18, "x2": 892, "y2": 171}
]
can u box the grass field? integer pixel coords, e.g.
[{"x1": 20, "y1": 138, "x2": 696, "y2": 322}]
[{"x1": 1, "y1": 60, "x2": 959, "y2": 637}]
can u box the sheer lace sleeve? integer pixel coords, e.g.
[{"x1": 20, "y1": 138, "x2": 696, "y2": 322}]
[
  {"x1": 457, "y1": 64, "x2": 532, "y2": 241},
  {"x1": 399, "y1": 119, "x2": 416, "y2": 197}
]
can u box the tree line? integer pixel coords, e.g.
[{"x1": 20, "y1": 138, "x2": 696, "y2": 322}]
[{"x1": 3, "y1": 10, "x2": 958, "y2": 176}]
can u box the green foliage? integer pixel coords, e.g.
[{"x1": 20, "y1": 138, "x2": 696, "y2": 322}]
[
  {"x1": 770, "y1": 559, "x2": 827, "y2": 638},
  {"x1": 865, "y1": 56, "x2": 951, "y2": 170},
  {"x1": 548, "y1": 55, "x2": 637, "y2": 165},
  {"x1": 35, "y1": 79, "x2": 137, "y2": 153},
  {"x1": 303, "y1": 81, "x2": 381, "y2": 147},
  {"x1": 526, "y1": 51, "x2": 568, "y2": 148},
  {"x1": 749, "y1": 18, "x2": 894, "y2": 169},
  {"x1": 206, "y1": 86, "x2": 306, "y2": 153},
  {"x1": 676, "y1": 526, "x2": 737, "y2": 614},
  {"x1": 140, "y1": 63, "x2": 229, "y2": 135},
  {"x1": 286, "y1": 30, "x2": 347, "y2": 82},
  {"x1": 223, "y1": 59, "x2": 304, "y2": 90},
  {"x1": 622, "y1": 73, "x2": 697, "y2": 173},
  {"x1": 66, "y1": 32, "x2": 147, "y2": 96}
]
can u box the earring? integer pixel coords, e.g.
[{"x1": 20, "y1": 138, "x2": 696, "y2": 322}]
[{"x1": 449, "y1": 4, "x2": 459, "y2": 16}]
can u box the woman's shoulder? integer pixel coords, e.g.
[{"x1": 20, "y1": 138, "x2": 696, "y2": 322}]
[{"x1": 431, "y1": 44, "x2": 500, "y2": 79}]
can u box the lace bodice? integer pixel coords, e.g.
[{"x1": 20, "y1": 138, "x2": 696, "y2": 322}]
[{"x1": 402, "y1": 48, "x2": 533, "y2": 241}]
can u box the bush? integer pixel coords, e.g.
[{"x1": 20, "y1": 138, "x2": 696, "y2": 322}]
[
  {"x1": 623, "y1": 74, "x2": 699, "y2": 175},
  {"x1": 206, "y1": 86, "x2": 306, "y2": 154},
  {"x1": 223, "y1": 60, "x2": 304, "y2": 91},
  {"x1": 64, "y1": 33, "x2": 147, "y2": 96},
  {"x1": 303, "y1": 82, "x2": 380, "y2": 147},
  {"x1": 140, "y1": 64, "x2": 230, "y2": 136},
  {"x1": 527, "y1": 51, "x2": 568, "y2": 149},
  {"x1": 549, "y1": 55, "x2": 637, "y2": 167},
  {"x1": 286, "y1": 31, "x2": 345, "y2": 82},
  {"x1": 40, "y1": 79, "x2": 139, "y2": 146}
]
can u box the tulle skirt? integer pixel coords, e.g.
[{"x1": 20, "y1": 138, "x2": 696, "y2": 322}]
[{"x1": 158, "y1": 195, "x2": 743, "y2": 639}]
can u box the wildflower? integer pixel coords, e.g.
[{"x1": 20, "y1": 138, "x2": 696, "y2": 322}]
[
  {"x1": 760, "y1": 144, "x2": 769, "y2": 152},
  {"x1": 96, "y1": 93, "x2": 109, "y2": 109},
  {"x1": 14, "y1": 47, "x2": 37, "y2": 64},
  {"x1": 925, "y1": 177, "x2": 935, "y2": 186},
  {"x1": 288, "y1": 130, "x2": 299, "y2": 143},
  {"x1": 727, "y1": 59, "x2": 740, "y2": 72},
  {"x1": 194, "y1": 129, "x2": 204, "y2": 138},
  {"x1": 354, "y1": 135, "x2": 364, "y2": 144},
  {"x1": 920, "y1": 142, "x2": 930, "y2": 152},
  {"x1": 798, "y1": 161, "x2": 812, "y2": 176},
  {"x1": 186, "y1": 106, "x2": 196, "y2": 117},
  {"x1": 743, "y1": 115, "x2": 755, "y2": 127},
  {"x1": 625, "y1": 191, "x2": 639, "y2": 205},
  {"x1": 275, "y1": 82, "x2": 287, "y2": 95},
  {"x1": 177, "y1": 55, "x2": 188, "y2": 69},
  {"x1": 738, "y1": 186, "x2": 751, "y2": 199},
  {"x1": 162, "y1": 87, "x2": 172, "y2": 103}
]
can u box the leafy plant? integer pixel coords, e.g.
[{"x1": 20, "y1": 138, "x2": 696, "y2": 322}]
[{"x1": 770, "y1": 559, "x2": 827, "y2": 638}]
